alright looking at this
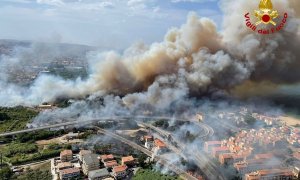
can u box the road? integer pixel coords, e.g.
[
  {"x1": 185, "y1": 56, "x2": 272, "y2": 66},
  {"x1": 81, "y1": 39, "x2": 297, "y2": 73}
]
[
  {"x1": 94, "y1": 126, "x2": 197, "y2": 180},
  {"x1": 0, "y1": 116, "x2": 213, "y2": 137},
  {"x1": 140, "y1": 122, "x2": 224, "y2": 180},
  {"x1": 0, "y1": 115, "x2": 214, "y2": 180}
]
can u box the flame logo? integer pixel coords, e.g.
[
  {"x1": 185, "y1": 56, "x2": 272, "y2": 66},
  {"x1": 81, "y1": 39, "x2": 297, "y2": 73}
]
[{"x1": 255, "y1": 0, "x2": 278, "y2": 26}]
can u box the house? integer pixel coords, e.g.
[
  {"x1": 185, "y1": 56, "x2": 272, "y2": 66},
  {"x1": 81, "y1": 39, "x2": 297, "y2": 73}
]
[
  {"x1": 60, "y1": 150, "x2": 73, "y2": 162},
  {"x1": 59, "y1": 168, "x2": 80, "y2": 180},
  {"x1": 154, "y1": 139, "x2": 167, "y2": 151},
  {"x1": 112, "y1": 165, "x2": 128, "y2": 179},
  {"x1": 100, "y1": 154, "x2": 114, "y2": 163},
  {"x1": 82, "y1": 153, "x2": 99, "y2": 175},
  {"x1": 104, "y1": 160, "x2": 118, "y2": 169},
  {"x1": 88, "y1": 168, "x2": 111, "y2": 180},
  {"x1": 121, "y1": 156, "x2": 135, "y2": 166},
  {"x1": 245, "y1": 169, "x2": 293, "y2": 180},
  {"x1": 57, "y1": 162, "x2": 73, "y2": 171},
  {"x1": 234, "y1": 158, "x2": 281, "y2": 175},
  {"x1": 79, "y1": 150, "x2": 92, "y2": 162}
]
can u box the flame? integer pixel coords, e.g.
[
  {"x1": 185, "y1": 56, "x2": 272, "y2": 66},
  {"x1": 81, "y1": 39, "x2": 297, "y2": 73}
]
[{"x1": 259, "y1": 0, "x2": 273, "y2": 11}]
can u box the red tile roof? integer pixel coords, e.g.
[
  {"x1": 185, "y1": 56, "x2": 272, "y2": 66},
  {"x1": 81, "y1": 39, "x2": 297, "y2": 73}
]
[
  {"x1": 154, "y1": 139, "x2": 166, "y2": 148},
  {"x1": 60, "y1": 150, "x2": 72, "y2": 156},
  {"x1": 113, "y1": 165, "x2": 127, "y2": 173},
  {"x1": 60, "y1": 168, "x2": 80, "y2": 175},
  {"x1": 122, "y1": 156, "x2": 134, "y2": 163},
  {"x1": 104, "y1": 160, "x2": 118, "y2": 168}
]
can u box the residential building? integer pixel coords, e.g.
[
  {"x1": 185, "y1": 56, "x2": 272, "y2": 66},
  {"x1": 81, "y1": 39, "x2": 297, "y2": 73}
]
[
  {"x1": 59, "y1": 168, "x2": 80, "y2": 180},
  {"x1": 121, "y1": 156, "x2": 135, "y2": 166},
  {"x1": 154, "y1": 139, "x2": 167, "y2": 151},
  {"x1": 88, "y1": 168, "x2": 111, "y2": 180},
  {"x1": 57, "y1": 162, "x2": 73, "y2": 171},
  {"x1": 234, "y1": 158, "x2": 281, "y2": 175},
  {"x1": 104, "y1": 160, "x2": 118, "y2": 169},
  {"x1": 100, "y1": 154, "x2": 114, "y2": 163},
  {"x1": 112, "y1": 165, "x2": 128, "y2": 179},
  {"x1": 245, "y1": 169, "x2": 293, "y2": 180},
  {"x1": 79, "y1": 150, "x2": 92, "y2": 162},
  {"x1": 82, "y1": 153, "x2": 100, "y2": 175},
  {"x1": 60, "y1": 150, "x2": 73, "y2": 162}
]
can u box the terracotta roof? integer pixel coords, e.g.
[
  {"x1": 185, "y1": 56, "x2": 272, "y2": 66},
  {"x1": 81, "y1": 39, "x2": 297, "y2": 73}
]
[
  {"x1": 101, "y1": 154, "x2": 114, "y2": 160},
  {"x1": 104, "y1": 160, "x2": 118, "y2": 167},
  {"x1": 57, "y1": 162, "x2": 73, "y2": 169},
  {"x1": 258, "y1": 169, "x2": 293, "y2": 176},
  {"x1": 60, "y1": 150, "x2": 72, "y2": 156},
  {"x1": 60, "y1": 168, "x2": 80, "y2": 175},
  {"x1": 154, "y1": 139, "x2": 166, "y2": 148},
  {"x1": 122, "y1": 156, "x2": 134, "y2": 163},
  {"x1": 113, "y1": 165, "x2": 127, "y2": 173}
]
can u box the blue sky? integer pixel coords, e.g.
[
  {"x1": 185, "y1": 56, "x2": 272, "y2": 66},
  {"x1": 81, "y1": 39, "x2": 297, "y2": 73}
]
[{"x1": 0, "y1": 0, "x2": 221, "y2": 49}]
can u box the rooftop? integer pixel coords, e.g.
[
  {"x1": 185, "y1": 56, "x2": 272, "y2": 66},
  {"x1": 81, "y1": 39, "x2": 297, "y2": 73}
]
[
  {"x1": 60, "y1": 150, "x2": 72, "y2": 156},
  {"x1": 83, "y1": 153, "x2": 98, "y2": 165},
  {"x1": 113, "y1": 165, "x2": 127, "y2": 173},
  {"x1": 104, "y1": 160, "x2": 118, "y2": 167},
  {"x1": 154, "y1": 139, "x2": 166, "y2": 148},
  {"x1": 122, "y1": 156, "x2": 134, "y2": 163},
  {"x1": 57, "y1": 162, "x2": 73, "y2": 169},
  {"x1": 60, "y1": 168, "x2": 80, "y2": 175},
  {"x1": 88, "y1": 168, "x2": 110, "y2": 178},
  {"x1": 100, "y1": 154, "x2": 114, "y2": 160}
]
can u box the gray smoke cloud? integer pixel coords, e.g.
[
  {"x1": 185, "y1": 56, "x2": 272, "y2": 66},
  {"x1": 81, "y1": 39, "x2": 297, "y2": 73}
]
[{"x1": 0, "y1": 0, "x2": 299, "y2": 108}]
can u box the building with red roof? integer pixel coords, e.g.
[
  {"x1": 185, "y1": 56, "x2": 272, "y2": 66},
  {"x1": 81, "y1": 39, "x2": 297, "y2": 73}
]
[
  {"x1": 60, "y1": 150, "x2": 73, "y2": 162},
  {"x1": 112, "y1": 165, "x2": 128, "y2": 179},
  {"x1": 104, "y1": 160, "x2": 118, "y2": 169},
  {"x1": 100, "y1": 154, "x2": 114, "y2": 163},
  {"x1": 121, "y1": 156, "x2": 135, "y2": 166},
  {"x1": 59, "y1": 168, "x2": 80, "y2": 180},
  {"x1": 245, "y1": 169, "x2": 293, "y2": 180}
]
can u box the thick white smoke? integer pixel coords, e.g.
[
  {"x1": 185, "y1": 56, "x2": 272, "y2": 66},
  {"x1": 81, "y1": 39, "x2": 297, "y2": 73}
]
[{"x1": 0, "y1": 0, "x2": 299, "y2": 107}]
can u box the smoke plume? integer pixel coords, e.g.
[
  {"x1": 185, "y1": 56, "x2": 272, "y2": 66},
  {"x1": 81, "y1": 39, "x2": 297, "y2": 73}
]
[{"x1": 0, "y1": 0, "x2": 299, "y2": 108}]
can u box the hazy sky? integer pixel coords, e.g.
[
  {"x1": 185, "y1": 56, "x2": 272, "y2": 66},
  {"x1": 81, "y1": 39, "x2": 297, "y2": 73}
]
[{"x1": 0, "y1": 0, "x2": 221, "y2": 49}]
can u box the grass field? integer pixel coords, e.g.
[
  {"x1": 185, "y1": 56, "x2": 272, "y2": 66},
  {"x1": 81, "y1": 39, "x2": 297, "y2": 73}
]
[{"x1": 0, "y1": 107, "x2": 38, "y2": 133}]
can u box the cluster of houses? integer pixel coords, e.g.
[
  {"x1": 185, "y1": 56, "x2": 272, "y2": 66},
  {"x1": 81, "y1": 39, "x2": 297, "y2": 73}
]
[
  {"x1": 204, "y1": 126, "x2": 300, "y2": 179},
  {"x1": 51, "y1": 149, "x2": 137, "y2": 180},
  {"x1": 141, "y1": 135, "x2": 167, "y2": 153}
]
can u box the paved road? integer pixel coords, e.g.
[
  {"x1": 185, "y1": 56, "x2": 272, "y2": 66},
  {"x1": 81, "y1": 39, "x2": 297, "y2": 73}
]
[
  {"x1": 94, "y1": 126, "x2": 197, "y2": 180},
  {"x1": 0, "y1": 116, "x2": 213, "y2": 137}
]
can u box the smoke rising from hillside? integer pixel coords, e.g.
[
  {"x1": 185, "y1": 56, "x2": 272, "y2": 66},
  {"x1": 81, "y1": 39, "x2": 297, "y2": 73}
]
[{"x1": 0, "y1": 0, "x2": 299, "y2": 107}]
